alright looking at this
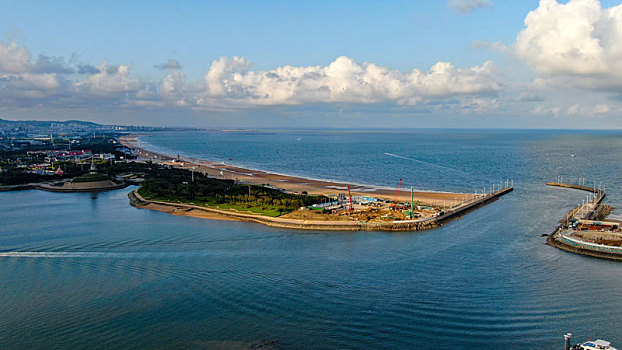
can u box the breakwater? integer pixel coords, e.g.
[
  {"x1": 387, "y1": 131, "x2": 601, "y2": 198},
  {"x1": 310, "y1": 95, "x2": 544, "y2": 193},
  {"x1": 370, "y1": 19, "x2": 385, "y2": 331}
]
[
  {"x1": 130, "y1": 186, "x2": 512, "y2": 232},
  {"x1": 545, "y1": 182, "x2": 622, "y2": 260}
]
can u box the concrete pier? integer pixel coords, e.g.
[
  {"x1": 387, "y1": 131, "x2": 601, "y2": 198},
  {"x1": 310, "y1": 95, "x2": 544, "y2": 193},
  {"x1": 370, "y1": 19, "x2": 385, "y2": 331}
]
[
  {"x1": 436, "y1": 187, "x2": 513, "y2": 224},
  {"x1": 546, "y1": 182, "x2": 605, "y2": 221}
]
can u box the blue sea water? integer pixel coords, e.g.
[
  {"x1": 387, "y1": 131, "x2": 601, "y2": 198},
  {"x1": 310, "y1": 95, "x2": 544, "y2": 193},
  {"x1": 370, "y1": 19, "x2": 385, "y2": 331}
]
[{"x1": 2, "y1": 129, "x2": 622, "y2": 349}]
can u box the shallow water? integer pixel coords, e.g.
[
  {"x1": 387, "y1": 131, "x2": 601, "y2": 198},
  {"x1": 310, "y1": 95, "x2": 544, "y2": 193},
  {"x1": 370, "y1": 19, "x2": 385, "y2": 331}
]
[{"x1": 2, "y1": 129, "x2": 622, "y2": 349}]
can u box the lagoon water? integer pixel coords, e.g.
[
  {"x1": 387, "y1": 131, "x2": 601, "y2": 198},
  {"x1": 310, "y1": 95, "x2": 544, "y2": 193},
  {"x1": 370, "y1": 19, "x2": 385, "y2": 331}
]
[{"x1": 2, "y1": 129, "x2": 622, "y2": 349}]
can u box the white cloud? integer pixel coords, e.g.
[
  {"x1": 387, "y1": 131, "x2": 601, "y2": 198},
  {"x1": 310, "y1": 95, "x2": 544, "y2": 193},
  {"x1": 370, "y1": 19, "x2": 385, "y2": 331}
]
[
  {"x1": 449, "y1": 0, "x2": 491, "y2": 14},
  {"x1": 199, "y1": 56, "x2": 501, "y2": 107},
  {"x1": 0, "y1": 41, "x2": 31, "y2": 73},
  {"x1": 160, "y1": 70, "x2": 185, "y2": 96},
  {"x1": 0, "y1": 40, "x2": 502, "y2": 116},
  {"x1": 0, "y1": 41, "x2": 60, "y2": 101},
  {"x1": 566, "y1": 103, "x2": 612, "y2": 115},
  {"x1": 516, "y1": 0, "x2": 622, "y2": 89},
  {"x1": 567, "y1": 104, "x2": 581, "y2": 115},
  {"x1": 533, "y1": 105, "x2": 562, "y2": 118},
  {"x1": 205, "y1": 56, "x2": 251, "y2": 96},
  {"x1": 85, "y1": 63, "x2": 140, "y2": 95},
  {"x1": 593, "y1": 104, "x2": 611, "y2": 114}
]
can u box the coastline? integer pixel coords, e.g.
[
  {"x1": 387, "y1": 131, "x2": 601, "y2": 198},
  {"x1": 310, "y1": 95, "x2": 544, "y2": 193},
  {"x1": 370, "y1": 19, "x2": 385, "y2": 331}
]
[
  {"x1": 0, "y1": 180, "x2": 129, "y2": 193},
  {"x1": 119, "y1": 134, "x2": 476, "y2": 206},
  {"x1": 130, "y1": 188, "x2": 512, "y2": 232}
]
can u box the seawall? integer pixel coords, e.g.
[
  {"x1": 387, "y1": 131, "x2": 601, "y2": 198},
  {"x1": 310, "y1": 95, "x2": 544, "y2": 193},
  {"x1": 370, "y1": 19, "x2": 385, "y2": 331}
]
[{"x1": 545, "y1": 182, "x2": 621, "y2": 261}]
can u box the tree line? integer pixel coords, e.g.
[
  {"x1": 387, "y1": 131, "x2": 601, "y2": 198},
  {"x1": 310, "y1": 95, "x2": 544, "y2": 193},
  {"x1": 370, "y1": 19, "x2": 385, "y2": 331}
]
[{"x1": 138, "y1": 166, "x2": 327, "y2": 216}]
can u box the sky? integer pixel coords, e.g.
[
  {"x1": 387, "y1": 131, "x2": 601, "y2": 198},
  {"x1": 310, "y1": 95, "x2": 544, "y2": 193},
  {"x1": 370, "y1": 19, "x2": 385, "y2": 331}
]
[{"x1": 2, "y1": 0, "x2": 622, "y2": 128}]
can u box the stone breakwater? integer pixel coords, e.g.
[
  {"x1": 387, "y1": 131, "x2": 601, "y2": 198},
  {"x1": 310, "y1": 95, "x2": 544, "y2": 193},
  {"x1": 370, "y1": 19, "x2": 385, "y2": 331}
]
[{"x1": 545, "y1": 182, "x2": 622, "y2": 261}]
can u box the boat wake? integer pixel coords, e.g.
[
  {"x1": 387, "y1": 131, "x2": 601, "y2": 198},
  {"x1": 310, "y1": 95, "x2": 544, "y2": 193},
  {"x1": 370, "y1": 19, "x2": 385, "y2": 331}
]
[
  {"x1": 0, "y1": 251, "x2": 157, "y2": 258},
  {"x1": 383, "y1": 152, "x2": 469, "y2": 174}
]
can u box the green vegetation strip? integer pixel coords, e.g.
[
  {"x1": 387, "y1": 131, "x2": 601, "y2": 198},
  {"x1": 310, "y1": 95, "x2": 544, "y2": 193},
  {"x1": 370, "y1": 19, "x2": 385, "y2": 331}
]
[
  {"x1": 138, "y1": 167, "x2": 327, "y2": 217},
  {"x1": 72, "y1": 173, "x2": 111, "y2": 182}
]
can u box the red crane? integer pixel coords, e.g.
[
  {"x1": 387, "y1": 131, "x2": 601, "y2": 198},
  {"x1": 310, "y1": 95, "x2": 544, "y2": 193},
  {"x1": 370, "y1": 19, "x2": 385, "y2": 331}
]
[
  {"x1": 347, "y1": 185, "x2": 353, "y2": 212},
  {"x1": 393, "y1": 178, "x2": 403, "y2": 209}
]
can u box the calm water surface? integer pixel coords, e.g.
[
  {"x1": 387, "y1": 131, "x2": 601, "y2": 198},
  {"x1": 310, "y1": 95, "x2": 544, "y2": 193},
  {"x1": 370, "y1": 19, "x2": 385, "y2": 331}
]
[{"x1": 2, "y1": 129, "x2": 622, "y2": 349}]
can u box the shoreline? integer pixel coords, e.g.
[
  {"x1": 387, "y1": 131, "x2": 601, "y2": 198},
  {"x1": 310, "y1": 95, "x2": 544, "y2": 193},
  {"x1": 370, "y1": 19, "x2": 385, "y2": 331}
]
[
  {"x1": 130, "y1": 188, "x2": 512, "y2": 232},
  {"x1": 119, "y1": 134, "x2": 476, "y2": 206},
  {"x1": 0, "y1": 181, "x2": 129, "y2": 193}
]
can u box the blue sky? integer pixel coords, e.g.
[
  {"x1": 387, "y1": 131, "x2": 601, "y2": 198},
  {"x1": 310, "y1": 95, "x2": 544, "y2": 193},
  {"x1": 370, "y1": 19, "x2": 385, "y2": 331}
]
[
  {"x1": 2, "y1": 1, "x2": 524, "y2": 75},
  {"x1": 2, "y1": 0, "x2": 622, "y2": 128}
]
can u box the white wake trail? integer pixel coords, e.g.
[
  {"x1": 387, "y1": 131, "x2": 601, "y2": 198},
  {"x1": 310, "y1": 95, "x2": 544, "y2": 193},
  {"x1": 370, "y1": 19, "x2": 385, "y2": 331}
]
[
  {"x1": 0, "y1": 251, "x2": 147, "y2": 258},
  {"x1": 383, "y1": 152, "x2": 468, "y2": 174}
]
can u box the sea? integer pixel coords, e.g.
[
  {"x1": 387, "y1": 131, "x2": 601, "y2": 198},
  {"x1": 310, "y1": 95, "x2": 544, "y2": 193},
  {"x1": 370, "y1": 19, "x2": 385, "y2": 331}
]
[{"x1": 2, "y1": 129, "x2": 622, "y2": 349}]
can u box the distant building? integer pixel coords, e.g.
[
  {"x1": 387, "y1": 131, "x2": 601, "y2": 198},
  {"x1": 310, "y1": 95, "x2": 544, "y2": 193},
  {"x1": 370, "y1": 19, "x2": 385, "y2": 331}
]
[{"x1": 93, "y1": 153, "x2": 115, "y2": 160}]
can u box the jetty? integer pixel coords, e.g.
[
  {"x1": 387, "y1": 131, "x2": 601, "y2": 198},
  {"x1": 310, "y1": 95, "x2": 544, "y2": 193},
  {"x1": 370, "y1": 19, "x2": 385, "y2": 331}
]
[
  {"x1": 129, "y1": 185, "x2": 513, "y2": 232},
  {"x1": 546, "y1": 181, "x2": 622, "y2": 260}
]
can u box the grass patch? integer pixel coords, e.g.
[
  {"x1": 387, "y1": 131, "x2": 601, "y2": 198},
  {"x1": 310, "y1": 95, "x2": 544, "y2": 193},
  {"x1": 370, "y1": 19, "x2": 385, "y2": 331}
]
[
  {"x1": 72, "y1": 173, "x2": 110, "y2": 183},
  {"x1": 138, "y1": 189, "x2": 287, "y2": 217}
]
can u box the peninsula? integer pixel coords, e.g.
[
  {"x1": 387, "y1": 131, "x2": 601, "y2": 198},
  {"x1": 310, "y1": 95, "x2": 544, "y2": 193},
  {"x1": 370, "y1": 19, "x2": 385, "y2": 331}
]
[{"x1": 121, "y1": 134, "x2": 513, "y2": 231}]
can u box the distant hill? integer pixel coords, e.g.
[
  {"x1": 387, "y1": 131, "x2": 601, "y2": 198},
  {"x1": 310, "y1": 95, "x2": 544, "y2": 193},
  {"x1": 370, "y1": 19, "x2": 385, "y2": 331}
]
[
  {"x1": 0, "y1": 118, "x2": 204, "y2": 133},
  {"x1": 0, "y1": 118, "x2": 100, "y2": 127}
]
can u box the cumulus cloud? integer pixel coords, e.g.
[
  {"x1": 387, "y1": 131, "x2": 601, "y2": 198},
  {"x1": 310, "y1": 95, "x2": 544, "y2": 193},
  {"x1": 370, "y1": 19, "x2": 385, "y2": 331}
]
[
  {"x1": 200, "y1": 56, "x2": 501, "y2": 107},
  {"x1": 85, "y1": 63, "x2": 140, "y2": 95},
  {"x1": 449, "y1": 0, "x2": 491, "y2": 14},
  {"x1": 0, "y1": 41, "x2": 32, "y2": 73},
  {"x1": 160, "y1": 69, "x2": 184, "y2": 95},
  {"x1": 0, "y1": 39, "x2": 502, "y2": 115},
  {"x1": 155, "y1": 59, "x2": 181, "y2": 70},
  {"x1": 0, "y1": 72, "x2": 59, "y2": 99},
  {"x1": 516, "y1": 0, "x2": 622, "y2": 89},
  {"x1": 0, "y1": 41, "x2": 61, "y2": 102},
  {"x1": 205, "y1": 56, "x2": 251, "y2": 96}
]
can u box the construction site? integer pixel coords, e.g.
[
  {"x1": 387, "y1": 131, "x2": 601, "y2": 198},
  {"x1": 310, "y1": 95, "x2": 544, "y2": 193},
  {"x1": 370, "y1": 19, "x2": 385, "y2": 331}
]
[{"x1": 277, "y1": 178, "x2": 514, "y2": 229}]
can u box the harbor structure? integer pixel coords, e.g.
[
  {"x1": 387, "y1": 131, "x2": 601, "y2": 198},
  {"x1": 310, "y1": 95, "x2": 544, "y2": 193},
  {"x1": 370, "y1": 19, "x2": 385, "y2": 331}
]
[{"x1": 546, "y1": 180, "x2": 622, "y2": 260}]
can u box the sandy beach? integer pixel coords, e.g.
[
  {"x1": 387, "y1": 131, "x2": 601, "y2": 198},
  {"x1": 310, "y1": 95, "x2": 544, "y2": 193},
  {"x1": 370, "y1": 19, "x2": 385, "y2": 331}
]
[{"x1": 119, "y1": 134, "x2": 475, "y2": 206}]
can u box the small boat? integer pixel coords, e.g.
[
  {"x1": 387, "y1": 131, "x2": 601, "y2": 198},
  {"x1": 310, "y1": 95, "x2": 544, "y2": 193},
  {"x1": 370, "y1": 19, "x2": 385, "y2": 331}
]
[
  {"x1": 565, "y1": 334, "x2": 617, "y2": 350},
  {"x1": 572, "y1": 339, "x2": 618, "y2": 350}
]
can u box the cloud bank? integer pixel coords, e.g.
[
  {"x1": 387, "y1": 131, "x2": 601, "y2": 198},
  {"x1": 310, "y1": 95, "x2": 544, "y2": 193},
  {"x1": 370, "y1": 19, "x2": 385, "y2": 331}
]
[
  {"x1": 0, "y1": 40, "x2": 502, "y2": 113},
  {"x1": 516, "y1": 0, "x2": 622, "y2": 89},
  {"x1": 200, "y1": 56, "x2": 501, "y2": 107}
]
